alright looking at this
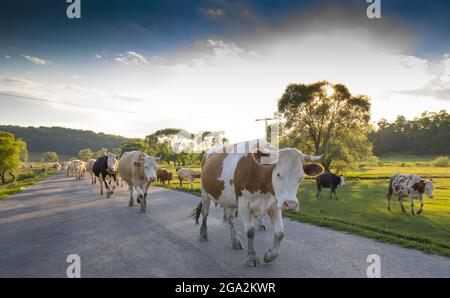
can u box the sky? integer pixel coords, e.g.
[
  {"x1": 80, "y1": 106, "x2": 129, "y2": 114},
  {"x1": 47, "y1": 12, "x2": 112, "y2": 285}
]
[{"x1": 0, "y1": 0, "x2": 449, "y2": 142}]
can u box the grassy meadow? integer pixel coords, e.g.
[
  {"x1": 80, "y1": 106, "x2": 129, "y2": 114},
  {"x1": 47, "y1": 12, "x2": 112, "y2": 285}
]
[
  {"x1": 0, "y1": 163, "x2": 56, "y2": 200},
  {"x1": 154, "y1": 156, "x2": 450, "y2": 256}
]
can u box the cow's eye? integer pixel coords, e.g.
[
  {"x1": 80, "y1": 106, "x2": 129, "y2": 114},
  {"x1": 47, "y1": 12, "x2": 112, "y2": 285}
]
[{"x1": 277, "y1": 173, "x2": 280, "y2": 177}]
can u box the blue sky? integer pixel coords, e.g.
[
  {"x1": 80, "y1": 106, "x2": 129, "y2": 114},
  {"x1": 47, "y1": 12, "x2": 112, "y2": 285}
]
[{"x1": 0, "y1": 0, "x2": 449, "y2": 140}]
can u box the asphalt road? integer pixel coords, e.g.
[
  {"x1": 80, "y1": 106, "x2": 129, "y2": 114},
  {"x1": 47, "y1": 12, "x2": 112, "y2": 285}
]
[{"x1": 0, "y1": 173, "x2": 449, "y2": 278}]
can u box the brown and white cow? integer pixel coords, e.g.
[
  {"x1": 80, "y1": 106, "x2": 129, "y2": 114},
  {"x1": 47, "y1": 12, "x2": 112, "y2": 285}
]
[
  {"x1": 193, "y1": 141, "x2": 324, "y2": 266},
  {"x1": 177, "y1": 167, "x2": 201, "y2": 189},
  {"x1": 86, "y1": 158, "x2": 97, "y2": 184},
  {"x1": 53, "y1": 162, "x2": 62, "y2": 174},
  {"x1": 118, "y1": 151, "x2": 158, "y2": 213},
  {"x1": 387, "y1": 173, "x2": 434, "y2": 215}
]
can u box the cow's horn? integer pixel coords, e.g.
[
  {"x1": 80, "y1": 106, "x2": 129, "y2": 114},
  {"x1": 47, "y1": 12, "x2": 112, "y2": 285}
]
[{"x1": 303, "y1": 153, "x2": 323, "y2": 161}]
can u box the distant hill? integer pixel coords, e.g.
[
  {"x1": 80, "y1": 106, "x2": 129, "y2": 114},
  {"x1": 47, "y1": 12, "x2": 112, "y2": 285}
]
[{"x1": 0, "y1": 125, "x2": 131, "y2": 160}]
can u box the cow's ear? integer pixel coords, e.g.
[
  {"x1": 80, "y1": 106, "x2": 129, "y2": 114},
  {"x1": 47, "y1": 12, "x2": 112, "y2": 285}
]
[
  {"x1": 303, "y1": 163, "x2": 324, "y2": 177},
  {"x1": 133, "y1": 161, "x2": 143, "y2": 167}
]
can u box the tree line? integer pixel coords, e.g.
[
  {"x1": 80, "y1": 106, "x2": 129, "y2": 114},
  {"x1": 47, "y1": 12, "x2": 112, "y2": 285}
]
[
  {"x1": 0, "y1": 125, "x2": 129, "y2": 157},
  {"x1": 368, "y1": 111, "x2": 450, "y2": 156}
]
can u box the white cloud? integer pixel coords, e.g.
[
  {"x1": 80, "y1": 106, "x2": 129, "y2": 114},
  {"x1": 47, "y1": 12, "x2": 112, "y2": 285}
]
[
  {"x1": 204, "y1": 8, "x2": 224, "y2": 18},
  {"x1": 4, "y1": 55, "x2": 10, "y2": 59},
  {"x1": 115, "y1": 51, "x2": 148, "y2": 65},
  {"x1": 22, "y1": 54, "x2": 48, "y2": 65},
  {"x1": 2, "y1": 77, "x2": 34, "y2": 86},
  {"x1": 93, "y1": 54, "x2": 102, "y2": 59}
]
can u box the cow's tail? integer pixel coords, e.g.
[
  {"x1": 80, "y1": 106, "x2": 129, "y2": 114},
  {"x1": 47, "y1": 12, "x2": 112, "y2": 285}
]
[{"x1": 191, "y1": 200, "x2": 203, "y2": 225}]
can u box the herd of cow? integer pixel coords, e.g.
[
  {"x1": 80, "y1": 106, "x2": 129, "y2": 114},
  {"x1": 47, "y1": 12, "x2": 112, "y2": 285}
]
[{"x1": 51, "y1": 140, "x2": 435, "y2": 267}]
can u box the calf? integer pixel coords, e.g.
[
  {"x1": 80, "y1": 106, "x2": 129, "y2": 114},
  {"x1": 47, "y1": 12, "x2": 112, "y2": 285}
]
[
  {"x1": 316, "y1": 172, "x2": 345, "y2": 199},
  {"x1": 387, "y1": 174, "x2": 434, "y2": 215},
  {"x1": 92, "y1": 153, "x2": 118, "y2": 198},
  {"x1": 157, "y1": 168, "x2": 173, "y2": 184}
]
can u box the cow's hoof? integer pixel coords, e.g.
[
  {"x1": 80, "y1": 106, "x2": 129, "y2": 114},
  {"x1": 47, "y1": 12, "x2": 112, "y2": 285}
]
[
  {"x1": 263, "y1": 250, "x2": 279, "y2": 263},
  {"x1": 258, "y1": 224, "x2": 266, "y2": 231},
  {"x1": 199, "y1": 234, "x2": 208, "y2": 241},
  {"x1": 232, "y1": 238, "x2": 243, "y2": 250},
  {"x1": 128, "y1": 203, "x2": 134, "y2": 208},
  {"x1": 246, "y1": 256, "x2": 261, "y2": 267},
  {"x1": 410, "y1": 211, "x2": 415, "y2": 216},
  {"x1": 417, "y1": 210, "x2": 422, "y2": 215}
]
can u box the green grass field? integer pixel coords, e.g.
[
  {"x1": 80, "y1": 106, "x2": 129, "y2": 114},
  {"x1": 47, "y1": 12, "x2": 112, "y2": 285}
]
[
  {"x1": 154, "y1": 159, "x2": 450, "y2": 256},
  {"x1": 0, "y1": 164, "x2": 56, "y2": 200}
]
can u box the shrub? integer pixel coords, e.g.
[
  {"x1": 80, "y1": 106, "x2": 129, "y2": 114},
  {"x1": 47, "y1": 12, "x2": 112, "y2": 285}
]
[
  {"x1": 432, "y1": 156, "x2": 449, "y2": 167},
  {"x1": 17, "y1": 171, "x2": 35, "y2": 181}
]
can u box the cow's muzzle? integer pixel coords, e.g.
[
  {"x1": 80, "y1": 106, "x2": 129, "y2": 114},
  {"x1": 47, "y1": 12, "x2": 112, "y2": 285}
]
[{"x1": 282, "y1": 200, "x2": 299, "y2": 212}]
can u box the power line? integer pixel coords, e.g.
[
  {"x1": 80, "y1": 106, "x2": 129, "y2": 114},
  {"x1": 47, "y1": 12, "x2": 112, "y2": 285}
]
[{"x1": 0, "y1": 92, "x2": 159, "y2": 117}]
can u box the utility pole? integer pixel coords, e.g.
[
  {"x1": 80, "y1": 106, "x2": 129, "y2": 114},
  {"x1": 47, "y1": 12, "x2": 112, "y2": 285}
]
[{"x1": 255, "y1": 117, "x2": 276, "y2": 142}]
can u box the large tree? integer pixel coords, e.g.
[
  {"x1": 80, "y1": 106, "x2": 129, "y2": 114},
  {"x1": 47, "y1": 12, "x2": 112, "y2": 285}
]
[
  {"x1": 78, "y1": 148, "x2": 93, "y2": 161},
  {"x1": 277, "y1": 81, "x2": 373, "y2": 171},
  {"x1": 41, "y1": 151, "x2": 59, "y2": 162},
  {"x1": 0, "y1": 131, "x2": 27, "y2": 184}
]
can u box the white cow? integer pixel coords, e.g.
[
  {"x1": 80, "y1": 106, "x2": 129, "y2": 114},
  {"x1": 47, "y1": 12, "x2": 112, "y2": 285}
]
[
  {"x1": 118, "y1": 151, "x2": 158, "y2": 213},
  {"x1": 177, "y1": 167, "x2": 201, "y2": 189},
  {"x1": 86, "y1": 158, "x2": 97, "y2": 184},
  {"x1": 71, "y1": 160, "x2": 83, "y2": 181}
]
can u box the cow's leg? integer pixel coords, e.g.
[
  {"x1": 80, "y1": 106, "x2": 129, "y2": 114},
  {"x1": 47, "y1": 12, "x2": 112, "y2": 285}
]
[
  {"x1": 253, "y1": 215, "x2": 266, "y2": 231},
  {"x1": 98, "y1": 175, "x2": 104, "y2": 195},
  {"x1": 398, "y1": 195, "x2": 406, "y2": 213},
  {"x1": 128, "y1": 185, "x2": 134, "y2": 207},
  {"x1": 417, "y1": 195, "x2": 424, "y2": 214},
  {"x1": 222, "y1": 208, "x2": 227, "y2": 222},
  {"x1": 135, "y1": 184, "x2": 146, "y2": 213},
  {"x1": 103, "y1": 176, "x2": 112, "y2": 198},
  {"x1": 143, "y1": 182, "x2": 151, "y2": 211},
  {"x1": 263, "y1": 207, "x2": 284, "y2": 264},
  {"x1": 387, "y1": 194, "x2": 392, "y2": 211},
  {"x1": 333, "y1": 188, "x2": 338, "y2": 200},
  {"x1": 409, "y1": 194, "x2": 415, "y2": 216},
  {"x1": 199, "y1": 196, "x2": 211, "y2": 241},
  {"x1": 239, "y1": 200, "x2": 260, "y2": 267},
  {"x1": 179, "y1": 177, "x2": 182, "y2": 188},
  {"x1": 110, "y1": 175, "x2": 116, "y2": 195},
  {"x1": 224, "y1": 206, "x2": 242, "y2": 249}
]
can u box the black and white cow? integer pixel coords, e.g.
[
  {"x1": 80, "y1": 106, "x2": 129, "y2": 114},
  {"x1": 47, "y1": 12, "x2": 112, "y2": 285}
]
[
  {"x1": 387, "y1": 173, "x2": 434, "y2": 215},
  {"x1": 92, "y1": 153, "x2": 118, "y2": 198},
  {"x1": 316, "y1": 172, "x2": 345, "y2": 199}
]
